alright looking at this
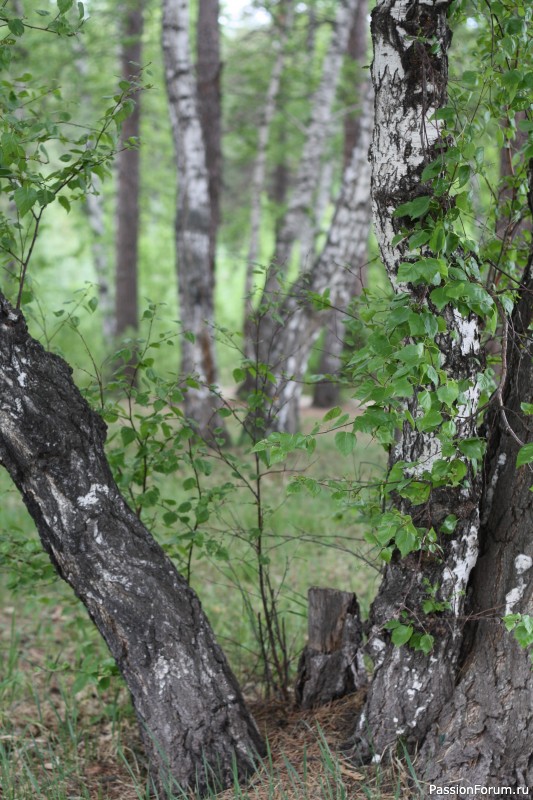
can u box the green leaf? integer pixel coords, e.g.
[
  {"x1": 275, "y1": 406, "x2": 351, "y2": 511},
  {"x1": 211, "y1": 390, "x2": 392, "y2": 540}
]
[
  {"x1": 396, "y1": 526, "x2": 418, "y2": 557},
  {"x1": 521, "y1": 403, "x2": 533, "y2": 416},
  {"x1": 58, "y1": 195, "x2": 71, "y2": 214},
  {"x1": 391, "y1": 624, "x2": 414, "y2": 647},
  {"x1": 517, "y1": 443, "x2": 533, "y2": 468},
  {"x1": 14, "y1": 186, "x2": 38, "y2": 217},
  {"x1": 419, "y1": 634, "x2": 434, "y2": 655},
  {"x1": 323, "y1": 406, "x2": 342, "y2": 422},
  {"x1": 120, "y1": 427, "x2": 136, "y2": 446},
  {"x1": 393, "y1": 196, "x2": 431, "y2": 220},
  {"x1": 7, "y1": 18, "x2": 24, "y2": 36},
  {"x1": 458, "y1": 437, "x2": 486, "y2": 461},
  {"x1": 334, "y1": 431, "x2": 356, "y2": 456},
  {"x1": 57, "y1": 0, "x2": 74, "y2": 13}
]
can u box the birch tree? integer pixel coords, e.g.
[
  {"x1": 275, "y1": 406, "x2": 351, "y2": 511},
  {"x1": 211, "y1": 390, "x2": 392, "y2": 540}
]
[
  {"x1": 247, "y1": 81, "x2": 374, "y2": 436},
  {"x1": 162, "y1": 0, "x2": 225, "y2": 439}
]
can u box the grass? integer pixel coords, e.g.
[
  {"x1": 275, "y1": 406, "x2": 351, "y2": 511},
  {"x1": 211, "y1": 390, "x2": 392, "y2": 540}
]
[{"x1": 0, "y1": 401, "x2": 413, "y2": 799}]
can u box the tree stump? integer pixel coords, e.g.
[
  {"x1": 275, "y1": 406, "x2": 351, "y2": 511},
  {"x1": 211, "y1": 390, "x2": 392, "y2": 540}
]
[{"x1": 295, "y1": 587, "x2": 367, "y2": 709}]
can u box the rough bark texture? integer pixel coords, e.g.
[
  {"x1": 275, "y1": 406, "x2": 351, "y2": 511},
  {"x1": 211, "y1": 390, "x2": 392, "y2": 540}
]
[
  {"x1": 245, "y1": 81, "x2": 373, "y2": 437},
  {"x1": 349, "y1": 0, "x2": 486, "y2": 761},
  {"x1": 162, "y1": 0, "x2": 225, "y2": 439},
  {"x1": 0, "y1": 294, "x2": 264, "y2": 796},
  {"x1": 295, "y1": 588, "x2": 367, "y2": 709},
  {"x1": 115, "y1": 0, "x2": 143, "y2": 340},
  {"x1": 197, "y1": 0, "x2": 221, "y2": 277},
  {"x1": 419, "y1": 204, "x2": 533, "y2": 787}
]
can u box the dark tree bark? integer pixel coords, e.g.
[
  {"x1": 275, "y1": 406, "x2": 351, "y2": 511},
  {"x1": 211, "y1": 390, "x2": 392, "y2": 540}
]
[
  {"x1": 115, "y1": 0, "x2": 143, "y2": 340},
  {"x1": 0, "y1": 294, "x2": 264, "y2": 796},
  {"x1": 197, "y1": 0, "x2": 221, "y2": 277},
  {"x1": 295, "y1": 587, "x2": 367, "y2": 709},
  {"x1": 347, "y1": 0, "x2": 487, "y2": 761},
  {"x1": 419, "y1": 190, "x2": 533, "y2": 788}
]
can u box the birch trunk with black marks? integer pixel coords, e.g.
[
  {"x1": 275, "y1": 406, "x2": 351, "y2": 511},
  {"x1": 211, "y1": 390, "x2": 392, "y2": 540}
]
[
  {"x1": 245, "y1": 82, "x2": 373, "y2": 437},
  {"x1": 162, "y1": 0, "x2": 225, "y2": 439},
  {"x1": 115, "y1": 0, "x2": 143, "y2": 341},
  {"x1": 0, "y1": 294, "x2": 264, "y2": 797},
  {"x1": 348, "y1": 0, "x2": 486, "y2": 761},
  {"x1": 197, "y1": 0, "x2": 221, "y2": 278},
  {"x1": 313, "y1": 0, "x2": 370, "y2": 409},
  {"x1": 269, "y1": 0, "x2": 360, "y2": 276},
  {"x1": 419, "y1": 193, "x2": 533, "y2": 788}
]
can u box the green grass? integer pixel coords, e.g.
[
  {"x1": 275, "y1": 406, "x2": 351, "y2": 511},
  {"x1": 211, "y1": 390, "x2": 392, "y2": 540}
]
[{"x1": 0, "y1": 396, "x2": 394, "y2": 798}]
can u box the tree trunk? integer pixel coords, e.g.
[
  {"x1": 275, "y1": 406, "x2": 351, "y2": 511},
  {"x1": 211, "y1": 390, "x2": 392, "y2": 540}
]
[
  {"x1": 419, "y1": 191, "x2": 533, "y2": 788},
  {"x1": 245, "y1": 0, "x2": 361, "y2": 380},
  {"x1": 270, "y1": 0, "x2": 360, "y2": 276},
  {"x1": 313, "y1": 0, "x2": 369, "y2": 409},
  {"x1": 197, "y1": 0, "x2": 221, "y2": 278},
  {"x1": 115, "y1": 0, "x2": 143, "y2": 341},
  {"x1": 243, "y1": 0, "x2": 294, "y2": 347},
  {"x1": 72, "y1": 40, "x2": 115, "y2": 342},
  {"x1": 347, "y1": 0, "x2": 487, "y2": 761},
  {"x1": 295, "y1": 587, "x2": 367, "y2": 709},
  {"x1": 162, "y1": 0, "x2": 226, "y2": 440},
  {"x1": 86, "y1": 185, "x2": 115, "y2": 342},
  {"x1": 0, "y1": 293, "x2": 264, "y2": 796},
  {"x1": 245, "y1": 81, "x2": 373, "y2": 438}
]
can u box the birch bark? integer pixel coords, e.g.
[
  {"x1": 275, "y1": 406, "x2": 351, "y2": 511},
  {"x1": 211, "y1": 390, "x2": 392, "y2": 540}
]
[
  {"x1": 313, "y1": 0, "x2": 370, "y2": 408},
  {"x1": 243, "y1": 0, "x2": 294, "y2": 336},
  {"x1": 246, "y1": 82, "x2": 373, "y2": 437},
  {"x1": 270, "y1": 0, "x2": 361, "y2": 275},
  {"x1": 349, "y1": 0, "x2": 485, "y2": 760},
  {"x1": 0, "y1": 294, "x2": 264, "y2": 797},
  {"x1": 162, "y1": 0, "x2": 225, "y2": 439}
]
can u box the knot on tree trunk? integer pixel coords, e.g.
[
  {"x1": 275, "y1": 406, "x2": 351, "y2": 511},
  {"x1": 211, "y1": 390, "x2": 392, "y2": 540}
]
[{"x1": 295, "y1": 587, "x2": 367, "y2": 709}]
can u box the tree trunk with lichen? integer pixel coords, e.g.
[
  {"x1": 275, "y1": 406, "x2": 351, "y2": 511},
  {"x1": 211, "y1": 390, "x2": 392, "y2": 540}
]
[
  {"x1": 348, "y1": 0, "x2": 486, "y2": 761},
  {"x1": 0, "y1": 293, "x2": 264, "y2": 797}
]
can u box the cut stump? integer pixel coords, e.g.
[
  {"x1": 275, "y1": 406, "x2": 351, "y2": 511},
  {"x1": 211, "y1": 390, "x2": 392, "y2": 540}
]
[{"x1": 295, "y1": 587, "x2": 367, "y2": 709}]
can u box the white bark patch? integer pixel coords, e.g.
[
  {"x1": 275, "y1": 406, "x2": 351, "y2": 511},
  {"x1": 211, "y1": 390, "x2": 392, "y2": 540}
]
[
  {"x1": 452, "y1": 310, "x2": 479, "y2": 356},
  {"x1": 505, "y1": 555, "x2": 532, "y2": 613},
  {"x1": 515, "y1": 554, "x2": 532, "y2": 576},
  {"x1": 441, "y1": 524, "x2": 479, "y2": 615},
  {"x1": 17, "y1": 372, "x2": 27, "y2": 387},
  {"x1": 506, "y1": 586, "x2": 526, "y2": 615},
  {"x1": 77, "y1": 484, "x2": 110, "y2": 509}
]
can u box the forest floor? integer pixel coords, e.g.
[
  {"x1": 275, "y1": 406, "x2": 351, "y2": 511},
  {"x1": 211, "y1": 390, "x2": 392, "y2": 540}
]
[{"x1": 0, "y1": 400, "x2": 416, "y2": 799}]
